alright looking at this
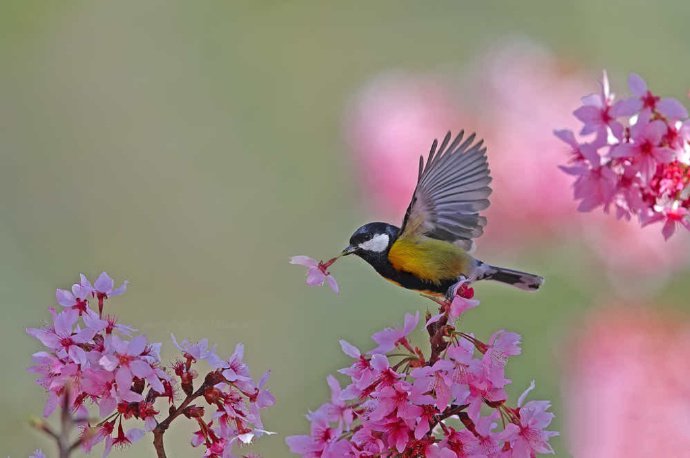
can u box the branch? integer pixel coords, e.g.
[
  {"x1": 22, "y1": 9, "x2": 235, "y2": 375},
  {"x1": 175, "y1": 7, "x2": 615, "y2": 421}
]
[
  {"x1": 426, "y1": 311, "x2": 450, "y2": 365},
  {"x1": 151, "y1": 382, "x2": 209, "y2": 458}
]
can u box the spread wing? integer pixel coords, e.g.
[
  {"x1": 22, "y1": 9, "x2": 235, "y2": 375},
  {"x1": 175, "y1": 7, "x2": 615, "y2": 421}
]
[{"x1": 398, "y1": 131, "x2": 492, "y2": 250}]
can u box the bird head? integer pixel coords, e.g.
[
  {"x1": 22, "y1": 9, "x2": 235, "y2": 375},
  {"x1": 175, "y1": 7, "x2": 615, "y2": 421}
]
[{"x1": 342, "y1": 222, "x2": 398, "y2": 260}]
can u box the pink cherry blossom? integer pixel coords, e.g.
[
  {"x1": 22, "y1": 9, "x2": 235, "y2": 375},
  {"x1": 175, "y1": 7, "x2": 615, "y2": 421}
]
[
  {"x1": 290, "y1": 255, "x2": 340, "y2": 294},
  {"x1": 628, "y1": 73, "x2": 688, "y2": 120},
  {"x1": 93, "y1": 272, "x2": 128, "y2": 299},
  {"x1": 27, "y1": 308, "x2": 96, "y2": 365},
  {"x1": 171, "y1": 334, "x2": 222, "y2": 366},
  {"x1": 500, "y1": 381, "x2": 559, "y2": 456},
  {"x1": 29, "y1": 272, "x2": 272, "y2": 458},
  {"x1": 565, "y1": 306, "x2": 690, "y2": 458},
  {"x1": 560, "y1": 71, "x2": 690, "y2": 239},
  {"x1": 287, "y1": 287, "x2": 557, "y2": 457},
  {"x1": 370, "y1": 311, "x2": 419, "y2": 354},
  {"x1": 55, "y1": 275, "x2": 93, "y2": 313},
  {"x1": 483, "y1": 330, "x2": 522, "y2": 386},
  {"x1": 611, "y1": 115, "x2": 676, "y2": 183},
  {"x1": 573, "y1": 71, "x2": 632, "y2": 142},
  {"x1": 99, "y1": 334, "x2": 165, "y2": 401}
]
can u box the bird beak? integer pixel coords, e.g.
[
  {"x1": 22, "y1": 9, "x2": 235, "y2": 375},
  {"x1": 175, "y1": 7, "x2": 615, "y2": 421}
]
[{"x1": 341, "y1": 245, "x2": 357, "y2": 256}]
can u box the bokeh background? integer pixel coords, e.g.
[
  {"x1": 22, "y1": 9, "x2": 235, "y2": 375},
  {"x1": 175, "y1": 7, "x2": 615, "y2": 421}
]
[{"x1": 3, "y1": 1, "x2": 690, "y2": 456}]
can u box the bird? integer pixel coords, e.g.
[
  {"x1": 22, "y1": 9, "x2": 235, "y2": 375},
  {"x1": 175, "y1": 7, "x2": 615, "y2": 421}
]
[{"x1": 341, "y1": 130, "x2": 543, "y2": 297}]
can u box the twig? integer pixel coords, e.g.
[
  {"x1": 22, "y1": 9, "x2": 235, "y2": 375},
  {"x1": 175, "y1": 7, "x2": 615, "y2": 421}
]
[{"x1": 151, "y1": 382, "x2": 209, "y2": 458}]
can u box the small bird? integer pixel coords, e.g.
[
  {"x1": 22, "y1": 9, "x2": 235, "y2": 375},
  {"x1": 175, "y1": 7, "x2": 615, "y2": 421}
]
[{"x1": 342, "y1": 130, "x2": 543, "y2": 297}]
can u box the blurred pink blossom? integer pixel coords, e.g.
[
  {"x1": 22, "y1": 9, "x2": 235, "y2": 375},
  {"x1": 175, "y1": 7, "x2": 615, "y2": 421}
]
[
  {"x1": 581, "y1": 211, "x2": 690, "y2": 294},
  {"x1": 468, "y1": 42, "x2": 588, "y2": 246},
  {"x1": 565, "y1": 306, "x2": 690, "y2": 458},
  {"x1": 345, "y1": 72, "x2": 471, "y2": 219}
]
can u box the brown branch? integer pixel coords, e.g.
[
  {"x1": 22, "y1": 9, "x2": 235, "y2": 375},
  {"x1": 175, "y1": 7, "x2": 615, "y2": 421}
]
[
  {"x1": 426, "y1": 311, "x2": 450, "y2": 365},
  {"x1": 151, "y1": 382, "x2": 209, "y2": 458},
  {"x1": 31, "y1": 386, "x2": 81, "y2": 458}
]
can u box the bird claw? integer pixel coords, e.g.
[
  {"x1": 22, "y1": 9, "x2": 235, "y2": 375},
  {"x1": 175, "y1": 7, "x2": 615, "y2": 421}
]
[
  {"x1": 420, "y1": 293, "x2": 447, "y2": 306},
  {"x1": 445, "y1": 276, "x2": 471, "y2": 301}
]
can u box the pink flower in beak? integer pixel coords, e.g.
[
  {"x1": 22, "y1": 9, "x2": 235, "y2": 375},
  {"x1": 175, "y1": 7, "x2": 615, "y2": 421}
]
[{"x1": 290, "y1": 256, "x2": 340, "y2": 294}]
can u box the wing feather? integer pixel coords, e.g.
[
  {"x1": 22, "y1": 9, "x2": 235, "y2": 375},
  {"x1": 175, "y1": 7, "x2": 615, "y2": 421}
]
[{"x1": 398, "y1": 130, "x2": 492, "y2": 249}]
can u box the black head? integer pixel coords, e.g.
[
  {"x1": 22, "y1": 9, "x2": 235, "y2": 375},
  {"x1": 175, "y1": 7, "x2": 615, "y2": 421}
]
[{"x1": 342, "y1": 222, "x2": 399, "y2": 260}]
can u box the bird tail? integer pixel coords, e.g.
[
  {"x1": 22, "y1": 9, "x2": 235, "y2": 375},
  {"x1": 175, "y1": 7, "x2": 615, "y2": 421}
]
[{"x1": 476, "y1": 263, "x2": 544, "y2": 291}]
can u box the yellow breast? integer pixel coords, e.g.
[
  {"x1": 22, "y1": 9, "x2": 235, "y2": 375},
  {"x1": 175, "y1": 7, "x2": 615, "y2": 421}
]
[{"x1": 388, "y1": 236, "x2": 471, "y2": 284}]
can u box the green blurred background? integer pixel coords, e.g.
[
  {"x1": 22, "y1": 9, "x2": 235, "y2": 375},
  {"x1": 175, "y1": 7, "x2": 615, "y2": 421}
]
[{"x1": 2, "y1": 1, "x2": 690, "y2": 456}]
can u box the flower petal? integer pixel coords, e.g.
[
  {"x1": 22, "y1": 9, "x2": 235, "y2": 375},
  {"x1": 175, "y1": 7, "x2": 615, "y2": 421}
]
[
  {"x1": 289, "y1": 256, "x2": 319, "y2": 268},
  {"x1": 325, "y1": 275, "x2": 339, "y2": 294},
  {"x1": 628, "y1": 73, "x2": 647, "y2": 96},
  {"x1": 94, "y1": 272, "x2": 114, "y2": 293}
]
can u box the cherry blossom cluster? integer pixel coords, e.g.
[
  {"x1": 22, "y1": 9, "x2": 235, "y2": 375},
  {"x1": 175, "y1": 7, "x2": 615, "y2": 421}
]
[
  {"x1": 27, "y1": 272, "x2": 273, "y2": 458},
  {"x1": 558, "y1": 72, "x2": 690, "y2": 239},
  {"x1": 286, "y1": 282, "x2": 558, "y2": 457}
]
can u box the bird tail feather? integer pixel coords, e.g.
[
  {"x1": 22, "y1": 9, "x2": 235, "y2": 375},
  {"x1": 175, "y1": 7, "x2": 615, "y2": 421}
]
[{"x1": 480, "y1": 264, "x2": 544, "y2": 291}]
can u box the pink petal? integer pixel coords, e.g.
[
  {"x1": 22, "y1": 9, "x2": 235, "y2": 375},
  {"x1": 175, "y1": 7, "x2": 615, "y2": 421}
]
[
  {"x1": 653, "y1": 146, "x2": 676, "y2": 163},
  {"x1": 79, "y1": 274, "x2": 92, "y2": 290},
  {"x1": 145, "y1": 417, "x2": 157, "y2": 431},
  {"x1": 553, "y1": 129, "x2": 578, "y2": 149},
  {"x1": 517, "y1": 380, "x2": 536, "y2": 407},
  {"x1": 658, "y1": 98, "x2": 689, "y2": 120},
  {"x1": 628, "y1": 73, "x2": 647, "y2": 96},
  {"x1": 26, "y1": 328, "x2": 60, "y2": 348},
  {"x1": 231, "y1": 342, "x2": 245, "y2": 361},
  {"x1": 54, "y1": 309, "x2": 78, "y2": 337},
  {"x1": 600, "y1": 70, "x2": 611, "y2": 98},
  {"x1": 414, "y1": 418, "x2": 430, "y2": 440},
  {"x1": 325, "y1": 275, "x2": 339, "y2": 294},
  {"x1": 580, "y1": 94, "x2": 602, "y2": 108},
  {"x1": 403, "y1": 311, "x2": 420, "y2": 334},
  {"x1": 43, "y1": 391, "x2": 59, "y2": 417},
  {"x1": 98, "y1": 396, "x2": 117, "y2": 417},
  {"x1": 305, "y1": 268, "x2": 325, "y2": 286},
  {"x1": 580, "y1": 143, "x2": 602, "y2": 165},
  {"x1": 115, "y1": 367, "x2": 133, "y2": 392},
  {"x1": 94, "y1": 272, "x2": 114, "y2": 293},
  {"x1": 102, "y1": 437, "x2": 113, "y2": 458},
  {"x1": 72, "y1": 327, "x2": 97, "y2": 344},
  {"x1": 425, "y1": 312, "x2": 444, "y2": 326},
  {"x1": 99, "y1": 354, "x2": 119, "y2": 372},
  {"x1": 110, "y1": 280, "x2": 128, "y2": 297},
  {"x1": 128, "y1": 335, "x2": 148, "y2": 356},
  {"x1": 645, "y1": 120, "x2": 667, "y2": 143},
  {"x1": 609, "y1": 143, "x2": 634, "y2": 158},
  {"x1": 574, "y1": 105, "x2": 601, "y2": 124},
  {"x1": 289, "y1": 256, "x2": 319, "y2": 268},
  {"x1": 611, "y1": 97, "x2": 642, "y2": 117},
  {"x1": 109, "y1": 335, "x2": 128, "y2": 354},
  {"x1": 370, "y1": 354, "x2": 389, "y2": 371},
  {"x1": 126, "y1": 428, "x2": 145, "y2": 443},
  {"x1": 146, "y1": 374, "x2": 165, "y2": 394},
  {"x1": 339, "y1": 340, "x2": 360, "y2": 358},
  {"x1": 119, "y1": 387, "x2": 143, "y2": 402},
  {"x1": 130, "y1": 359, "x2": 154, "y2": 378},
  {"x1": 662, "y1": 219, "x2": 676, "y2": 240},
  {"x1": 68, "y1": 346, "x2": 88, "y2": 365},
  {"x1": 55, "y1": 289, "x2": 75, "y2": 307}
]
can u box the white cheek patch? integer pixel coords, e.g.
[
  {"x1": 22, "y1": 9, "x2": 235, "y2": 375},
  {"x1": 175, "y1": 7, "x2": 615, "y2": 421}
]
[{"x1": 359, "y1": 233, "x2": 389, "y2": 252}]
